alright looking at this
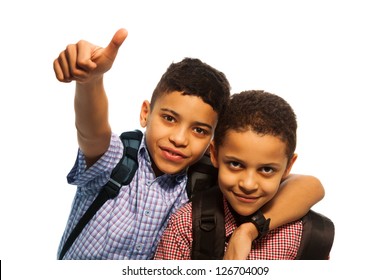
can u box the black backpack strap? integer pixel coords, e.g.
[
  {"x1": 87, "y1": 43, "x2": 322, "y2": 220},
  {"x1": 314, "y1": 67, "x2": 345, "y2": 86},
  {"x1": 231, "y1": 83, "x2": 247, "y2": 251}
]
[
  {"x1": 295, "y1": 210, "x2": 335, "y2": 260},
  {"x1": 191, "y1": 186, "x2": 225, "y2": 260},
  {"x1": 186, "y1": 154, "x2": 218, "y2": 199},
  {"x1": 59, "y1": 130, "x2": 143, "y2": 260}
]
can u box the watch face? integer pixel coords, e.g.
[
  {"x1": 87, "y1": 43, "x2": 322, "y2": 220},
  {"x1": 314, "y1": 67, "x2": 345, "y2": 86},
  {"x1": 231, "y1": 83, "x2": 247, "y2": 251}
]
[
  {"x1": 249, "y1": 212, "x2": 271, "y2": 239},
  {"x1": 251, "y1": 215, "x2": 261, "y2": 222}
]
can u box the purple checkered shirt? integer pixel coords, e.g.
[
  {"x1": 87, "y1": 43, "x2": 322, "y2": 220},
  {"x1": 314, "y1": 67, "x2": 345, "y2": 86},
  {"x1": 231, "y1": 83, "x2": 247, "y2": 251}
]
[{"x1": 57, "y1": 133, "x2": 189, "y2": 260}]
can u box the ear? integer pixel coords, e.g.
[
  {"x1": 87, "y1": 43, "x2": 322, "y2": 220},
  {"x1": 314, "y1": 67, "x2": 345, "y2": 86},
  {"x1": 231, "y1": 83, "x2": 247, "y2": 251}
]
[
  {"x1": 282, "y1": 153, "x2": 298, "y2": 179},
  {"x1": 209, "y1": 141, "x2": 219, "y2": 168},
  {"x1": 139, "y1": 100, "x2": 151, "y2": 128}
]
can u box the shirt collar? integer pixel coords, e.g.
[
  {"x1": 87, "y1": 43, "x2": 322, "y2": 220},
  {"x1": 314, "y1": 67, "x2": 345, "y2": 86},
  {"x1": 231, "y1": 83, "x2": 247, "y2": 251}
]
[{"x1": 224, "y1": 198, "x2": 238, "y2": 238}]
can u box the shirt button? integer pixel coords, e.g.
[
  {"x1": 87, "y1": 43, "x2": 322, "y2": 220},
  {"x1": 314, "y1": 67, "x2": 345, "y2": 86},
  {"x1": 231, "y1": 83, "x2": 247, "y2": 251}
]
[
  {"x1": 135, "y1": 244, "x2": 143, "y2": 252},
  {"x1": 176, "y1": 176, "x2": 185, "y2": 183},
  {"x1": 144, "y1": 209, "x2": 151, "y2": 216}
]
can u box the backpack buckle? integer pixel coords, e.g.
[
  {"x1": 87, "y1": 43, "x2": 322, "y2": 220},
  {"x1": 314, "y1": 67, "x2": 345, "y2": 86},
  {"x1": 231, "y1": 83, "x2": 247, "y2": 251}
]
[
  {"x1": 103, "y1": 178, "x2": 122, "y2": 199},
  {"x1": 199, "y1": 216, "x2": 216, "y2": 232}
]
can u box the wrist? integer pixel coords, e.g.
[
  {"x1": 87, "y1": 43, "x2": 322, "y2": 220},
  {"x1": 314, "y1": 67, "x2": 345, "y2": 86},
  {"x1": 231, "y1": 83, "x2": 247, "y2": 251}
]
[
  {"x1": 249, "y1": 212, "x2": 271, "y2": 239},
  {"x1": 76, "y1": 75, "x2": 104, "y2": 88},
  {"x1": 236, "y1": 222, "x2": 259, "y2": 241},
  {"x1": 228, "y1": 203, "x2": 271, "y2": 240}
]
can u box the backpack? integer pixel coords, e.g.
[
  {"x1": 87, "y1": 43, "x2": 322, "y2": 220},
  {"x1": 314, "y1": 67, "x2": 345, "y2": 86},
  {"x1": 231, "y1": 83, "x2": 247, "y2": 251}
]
[
  {"x1": 59, "y1": 129, "x2": 215, "y2": 259},
  {"x1": 190, "y1": 185, "x2": 335, "y2": 259},
  {"x1": 59, "y1": 130, "x2": 335, "y2": 260},
  {"x1": 59, "y1": 130, "x2": 143, "y2": 260},
  {"x1": 186, "y1": 142, "x2": 335, "y2": 260}
]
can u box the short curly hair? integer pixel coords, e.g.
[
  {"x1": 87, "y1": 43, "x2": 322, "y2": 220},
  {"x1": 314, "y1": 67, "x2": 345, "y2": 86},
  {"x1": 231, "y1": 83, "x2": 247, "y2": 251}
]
[
  {"x1": 214, "y1": 90, "x2": 297, "y2": 161},
  {"x1": 150, "y1": 58, "x2": 231, "y2": 117}
]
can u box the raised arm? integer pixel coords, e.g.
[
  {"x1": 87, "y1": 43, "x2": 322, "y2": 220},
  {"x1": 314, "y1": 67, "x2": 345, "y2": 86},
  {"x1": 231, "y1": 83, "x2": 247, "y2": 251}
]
[{"x1": 53, "y1": 29, "x2": 128, "y2": 166}]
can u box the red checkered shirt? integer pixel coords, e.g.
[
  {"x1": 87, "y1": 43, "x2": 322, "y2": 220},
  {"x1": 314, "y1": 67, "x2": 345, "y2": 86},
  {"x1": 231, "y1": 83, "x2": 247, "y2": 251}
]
[{"x1": 154, "y1": 198, "x2": 303, "y2": 260}]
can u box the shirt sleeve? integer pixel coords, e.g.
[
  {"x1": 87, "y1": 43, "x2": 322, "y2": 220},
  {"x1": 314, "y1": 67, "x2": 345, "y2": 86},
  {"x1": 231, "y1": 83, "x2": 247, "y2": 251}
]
[
  {"x1": 153, "y1": 202, "x2": 193, "y2": 260},
  {"x1": 66, "y1": 133, "x2": 124, "y2": 194}
]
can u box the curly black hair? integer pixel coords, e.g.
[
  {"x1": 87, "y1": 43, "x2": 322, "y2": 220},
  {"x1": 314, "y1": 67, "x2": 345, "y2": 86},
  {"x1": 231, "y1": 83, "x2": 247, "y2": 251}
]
[
  {"x1": 214, "y1": 90, "x2": 297, "y2": 160},
  {"x1": 150, "y1": 58, "x2": 231, "y2": 117}
]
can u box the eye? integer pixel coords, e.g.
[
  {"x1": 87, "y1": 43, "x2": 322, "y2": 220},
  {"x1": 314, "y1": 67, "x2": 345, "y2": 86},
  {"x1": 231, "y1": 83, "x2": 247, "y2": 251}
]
[
  {"x1": 193, "y1": 127, "x2": 209, "y2": 135},
  {"x1": 260, "y1": 166, "x2": 275, "y2": 175},
  {"x1": 228, "y1": 161, "x2": 243, "y2": 170},
  {"x1": 162, "y1": 114, "x2": 175, "y2": 123}
]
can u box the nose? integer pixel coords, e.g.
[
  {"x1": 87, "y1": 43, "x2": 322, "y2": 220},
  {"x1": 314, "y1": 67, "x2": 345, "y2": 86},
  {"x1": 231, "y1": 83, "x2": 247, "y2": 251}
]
[
  {"x1": 238, "y1": 170, "x2": 259, "y2": 193},
  {"x1": 169, "y1": 127, "x2": 189, "y2": 147}
]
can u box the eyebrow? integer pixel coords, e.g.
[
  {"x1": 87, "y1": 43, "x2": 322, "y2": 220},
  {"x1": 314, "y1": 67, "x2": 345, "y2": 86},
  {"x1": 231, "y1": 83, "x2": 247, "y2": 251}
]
[
  {"x1": 160, "y1": 108, "x2": 213, "y2": 130},
  {"x1": 224, "y1": 155, "x2": 282, "y2": 167}
]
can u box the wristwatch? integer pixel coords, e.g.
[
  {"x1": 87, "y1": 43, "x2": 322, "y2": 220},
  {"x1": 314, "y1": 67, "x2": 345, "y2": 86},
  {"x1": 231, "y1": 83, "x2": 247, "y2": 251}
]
[
  {"x1": 228, "y1": 203, "x2": 271, "y2": 239},
  {"x1": 248, "y1": 211, "x2": 271, "y2": 239}
]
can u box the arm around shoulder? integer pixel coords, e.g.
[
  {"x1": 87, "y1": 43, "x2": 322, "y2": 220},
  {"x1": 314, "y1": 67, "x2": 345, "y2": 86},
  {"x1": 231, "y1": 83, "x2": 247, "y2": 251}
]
[{"x1": 261, "y1": 174, "x2": 325, "y2": 230}]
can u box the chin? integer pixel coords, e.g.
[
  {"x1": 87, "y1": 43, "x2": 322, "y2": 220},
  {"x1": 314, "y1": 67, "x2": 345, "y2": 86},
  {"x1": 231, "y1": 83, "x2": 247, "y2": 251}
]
[
  {"x1": 157, "y1": 163, "x2": 186, "y2": 175},
  {"x1": 232, "y1": 206, "x2": 257, "y2": 217},
  {"x1": 238, "y1": 210, "x2": 257, "y2": 217}
]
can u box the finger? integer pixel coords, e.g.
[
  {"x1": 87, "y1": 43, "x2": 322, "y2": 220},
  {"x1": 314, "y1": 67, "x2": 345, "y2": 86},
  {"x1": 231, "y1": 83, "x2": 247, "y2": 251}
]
[
  {"x1": 104, "y1": 28, "x2": 128, "y2": 59},
  {"x1": 54, "y1": 49, "x2": 76, "y2": 82},
  {"x1": 54, "y1": 53, "x2": 89, "y2": 83},
  {"x1": 53, "y1": 59, "x2": 68, "y2": 82},
  {"x1": 65, "y1": 44, "x2": 92, "y2": 80},
  {"x1": 74, "y1": 40, "x2": 98, "y2": 71},
  {"x1": 57, "y1": 50, "x2": 71, "y2": 81}
]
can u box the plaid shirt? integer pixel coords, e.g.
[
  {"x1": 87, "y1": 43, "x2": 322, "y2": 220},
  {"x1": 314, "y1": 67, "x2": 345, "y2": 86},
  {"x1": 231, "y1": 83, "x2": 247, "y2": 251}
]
[
  {"x1": 58, "y1": 133, "x2": 189, "y2": 260},
  {"x1": 154, "y1": 198, "x2": 303, "y2": 260}
]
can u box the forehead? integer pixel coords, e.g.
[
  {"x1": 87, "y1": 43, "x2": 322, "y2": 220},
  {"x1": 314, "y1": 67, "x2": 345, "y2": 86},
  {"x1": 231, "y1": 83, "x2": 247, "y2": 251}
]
[
  {"x1": 153, "y1": 91, "x2": 218, "y2": 128},
  {"x1": 220, "y1": 130, "x2": 288, "y2": 165}
]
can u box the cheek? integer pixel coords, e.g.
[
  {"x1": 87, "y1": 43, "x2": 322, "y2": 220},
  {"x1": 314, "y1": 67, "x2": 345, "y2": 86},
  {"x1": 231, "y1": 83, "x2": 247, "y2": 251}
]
[
  {"x1": 190, "y1": 137, "x2": 212, "y2": 156},
  {"x1": 261, "y1": 179, "x2": 282, "y2": 197},
  {"x1": 217, "y1": 167, "x2": 237, "y2": 189},
  {"x1": 145, "y1": 118, "x2": 165, "y2": 139}
]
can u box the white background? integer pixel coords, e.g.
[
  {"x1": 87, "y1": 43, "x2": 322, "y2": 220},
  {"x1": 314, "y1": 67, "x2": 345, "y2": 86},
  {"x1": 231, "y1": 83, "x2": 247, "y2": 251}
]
[{"x1": 1, "y1": 0, "x2": 389, "y2": 279}]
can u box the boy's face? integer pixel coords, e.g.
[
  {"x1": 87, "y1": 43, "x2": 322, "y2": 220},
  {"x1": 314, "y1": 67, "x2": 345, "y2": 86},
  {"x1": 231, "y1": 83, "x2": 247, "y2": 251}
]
[
  {"x1": 210, "y1": 130, "x2": 297, "y2": 216},
  {"x1": 140, "y1": 91, "x2": 218, "y2": 176}
]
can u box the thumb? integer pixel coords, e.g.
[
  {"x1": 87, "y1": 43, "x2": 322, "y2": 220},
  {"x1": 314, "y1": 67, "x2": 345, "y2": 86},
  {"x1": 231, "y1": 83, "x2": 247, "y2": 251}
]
[{"x1": 104, "y1": 28, "x2": 128, "y2": 59}]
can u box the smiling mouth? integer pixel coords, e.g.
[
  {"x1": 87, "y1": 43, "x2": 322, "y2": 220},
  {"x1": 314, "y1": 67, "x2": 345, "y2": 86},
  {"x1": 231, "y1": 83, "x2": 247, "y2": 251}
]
[
  {"x1": 234, "y1": 193, "x2": 259, "y2": 203},
  {"x1": 161, "y1": 147, "x2": 188, "y2": 162}
]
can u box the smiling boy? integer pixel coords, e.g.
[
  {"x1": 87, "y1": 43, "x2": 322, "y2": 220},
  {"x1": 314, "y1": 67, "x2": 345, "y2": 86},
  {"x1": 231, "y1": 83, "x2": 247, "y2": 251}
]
[{"x1": 140, "y1": 91, "x2": 217, "y2": 176}]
